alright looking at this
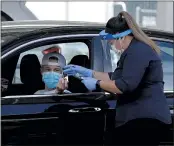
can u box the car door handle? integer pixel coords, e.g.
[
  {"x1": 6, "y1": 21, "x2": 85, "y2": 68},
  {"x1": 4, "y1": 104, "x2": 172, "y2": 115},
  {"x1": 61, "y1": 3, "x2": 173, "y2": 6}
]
[
  {"x1": 2, "y1": 117, "x2": 59, "y2": 123},
  {"x1": 68, "y1": 107, "x2": 101, "y2": 113}
]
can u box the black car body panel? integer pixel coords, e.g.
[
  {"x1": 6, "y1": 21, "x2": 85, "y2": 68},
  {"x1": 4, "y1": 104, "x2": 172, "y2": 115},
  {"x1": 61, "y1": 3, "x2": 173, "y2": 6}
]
[{"x1": 2, "y1": 93, "x2": 112, "y2": 145}]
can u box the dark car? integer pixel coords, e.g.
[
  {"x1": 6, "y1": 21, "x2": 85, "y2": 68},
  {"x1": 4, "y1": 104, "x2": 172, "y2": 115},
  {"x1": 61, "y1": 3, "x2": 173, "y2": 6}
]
[{"x1": 1, "y1": 20, "x2": 173, "y2": 146}]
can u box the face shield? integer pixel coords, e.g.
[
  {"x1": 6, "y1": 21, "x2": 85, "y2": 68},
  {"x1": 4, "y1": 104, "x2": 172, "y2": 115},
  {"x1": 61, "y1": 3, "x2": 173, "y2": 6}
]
[
  {"x1": 91, "y1": 29, "x2": 132, "y2": 69},
  {"x1": 99, "y1": 29, "x2": 132, "y2": 54}
]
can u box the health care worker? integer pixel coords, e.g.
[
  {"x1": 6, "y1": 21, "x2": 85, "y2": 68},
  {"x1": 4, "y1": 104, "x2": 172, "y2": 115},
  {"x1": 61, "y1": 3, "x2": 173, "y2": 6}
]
[{"x1": 63, "y1": 11, "x2": 171, "y2": 145}]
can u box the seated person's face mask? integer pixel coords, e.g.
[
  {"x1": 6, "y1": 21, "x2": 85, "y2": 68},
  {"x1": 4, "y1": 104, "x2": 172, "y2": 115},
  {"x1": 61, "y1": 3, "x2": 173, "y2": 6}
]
[{"x1": 42, "y1": 65, "x2": 63, "y2": 89}]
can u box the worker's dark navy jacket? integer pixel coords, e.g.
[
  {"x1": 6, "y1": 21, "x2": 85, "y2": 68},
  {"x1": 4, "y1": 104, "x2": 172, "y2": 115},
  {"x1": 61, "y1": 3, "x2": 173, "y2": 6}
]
[{"x1": 109, "y1": 38, "x2": 172, "y2": 127}]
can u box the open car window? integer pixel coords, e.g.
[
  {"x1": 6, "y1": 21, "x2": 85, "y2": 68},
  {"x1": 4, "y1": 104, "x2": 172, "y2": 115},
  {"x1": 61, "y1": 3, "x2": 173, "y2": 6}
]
[
  {"x1": 1, "y1": 39, "x2": 93, "y2": 99},
  {"x1": 12, "y1": 42, "x2": 89, "y2": 84}
]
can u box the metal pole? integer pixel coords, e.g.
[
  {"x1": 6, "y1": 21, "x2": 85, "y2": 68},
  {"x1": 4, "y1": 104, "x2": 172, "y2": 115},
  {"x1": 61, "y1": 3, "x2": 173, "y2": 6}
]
[
  {"x1": 136, "y1": 6, "x2": 141, "y2": 25},
  {"x1": 66, "y1": 1, "x2": 69, "y2": 21}
]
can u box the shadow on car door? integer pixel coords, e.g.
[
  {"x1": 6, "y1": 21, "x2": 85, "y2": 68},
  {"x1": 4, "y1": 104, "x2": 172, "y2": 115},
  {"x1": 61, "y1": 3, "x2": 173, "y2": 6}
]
[{"x1": 1, "y1": 93, "x2": 110, "y2": 146}]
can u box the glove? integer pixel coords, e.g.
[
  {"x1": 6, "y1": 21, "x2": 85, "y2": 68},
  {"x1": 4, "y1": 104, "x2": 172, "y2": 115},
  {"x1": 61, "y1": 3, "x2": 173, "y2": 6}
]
[
  {"x1": 63, "y1": 64, "x2": 93, "y2": 77},
  {"x1": 81, "y1": 77, "x2": 97, "y2": 91}
]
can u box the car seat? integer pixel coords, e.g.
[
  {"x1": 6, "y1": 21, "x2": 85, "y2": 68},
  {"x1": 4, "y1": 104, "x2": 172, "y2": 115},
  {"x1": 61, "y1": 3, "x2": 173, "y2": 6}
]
[
  {"x1": 68, "y1": 55, "x2": 90, "y2": 93},
  {"x1": 20, "y1": 54, "x2": 45, "y2": 95}
]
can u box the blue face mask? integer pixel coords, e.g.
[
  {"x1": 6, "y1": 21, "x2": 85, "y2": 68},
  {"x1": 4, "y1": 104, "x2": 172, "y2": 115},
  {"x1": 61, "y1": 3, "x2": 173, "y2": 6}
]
[{"x1": 42, "y1": 72, "x2": 62, "y2": 89}]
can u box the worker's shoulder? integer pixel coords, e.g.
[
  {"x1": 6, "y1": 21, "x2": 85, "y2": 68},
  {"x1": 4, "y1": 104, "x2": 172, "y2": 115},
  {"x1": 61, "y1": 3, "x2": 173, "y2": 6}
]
[
  {"x1": 130, "y1": 39, "x2": 152, "y2": 53},
  {"x1": 129, "y1": 38, "x2": 159, "y2": 58}
]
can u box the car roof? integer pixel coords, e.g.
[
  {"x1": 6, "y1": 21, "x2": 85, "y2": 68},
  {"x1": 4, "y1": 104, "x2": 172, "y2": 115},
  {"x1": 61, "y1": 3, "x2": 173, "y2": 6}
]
[
  {"x1": 2, "y1": 20, "x2": 173, "y2": 49},
  {"x1": 2, "y1": 20, "x2": 104, "y2": 26},
  {"x1": 1, "y1": 20, "x2": 105, "y2": 44},
  {"x1": 2, "y1": 20, "x2": 173, "y2": 34},
  {"x1": 2, "y1": 20, "x2": 104, "y2": 33}
]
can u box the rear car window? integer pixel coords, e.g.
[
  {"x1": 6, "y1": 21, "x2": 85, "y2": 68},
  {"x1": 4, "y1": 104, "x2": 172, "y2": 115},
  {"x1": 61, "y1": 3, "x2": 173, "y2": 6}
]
[{"x1": 157, "y1": 41, "x2": 173, "y2": 91}]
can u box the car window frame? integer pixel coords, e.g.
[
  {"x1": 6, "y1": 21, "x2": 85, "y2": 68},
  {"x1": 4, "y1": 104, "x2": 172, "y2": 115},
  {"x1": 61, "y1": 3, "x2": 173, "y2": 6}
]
[
  {"x1": 1, "y1": 34, "x2": 97, "y2": 60},
  {"x1": 12, "y1": 41, "x2": 90, "y2": 84},
  {"x1": 1, "y1": 33, "x2": 107, "y2": 98}
]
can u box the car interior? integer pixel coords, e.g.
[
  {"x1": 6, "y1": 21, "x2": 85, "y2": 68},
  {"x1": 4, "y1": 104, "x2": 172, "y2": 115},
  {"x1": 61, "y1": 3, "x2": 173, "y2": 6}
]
[
  {"x1": 20, "y1": 54, "x2": 45, "y2": 95},
  {"x1": 1, "y1": 43, "x2": 100, "y2": 97},
  {"x1": 2, "y1": 54, "x2": 20, "y2": 97}
]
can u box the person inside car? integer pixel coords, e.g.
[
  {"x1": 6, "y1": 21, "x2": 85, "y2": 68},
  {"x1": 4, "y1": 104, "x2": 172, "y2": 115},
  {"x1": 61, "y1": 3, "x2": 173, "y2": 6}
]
[
  {"x1": 63, "y1": 11, "x2": 171, "y2": 145},
  {"x1": 35, "y1": 51, "x2": 71, "y2": 95}
]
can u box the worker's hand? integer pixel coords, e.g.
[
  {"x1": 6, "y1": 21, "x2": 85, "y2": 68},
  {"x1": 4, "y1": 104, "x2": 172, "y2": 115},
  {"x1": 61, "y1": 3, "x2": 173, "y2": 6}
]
[
  {"x1": 81, "y1": 77, "x2": 97, "y2": 91},
  {"x1": 63, "y1": 64, "x2": 93, "y2": 77},
  {"x1": 56, "y1": 78, "x2": 68, "y2": 93}
]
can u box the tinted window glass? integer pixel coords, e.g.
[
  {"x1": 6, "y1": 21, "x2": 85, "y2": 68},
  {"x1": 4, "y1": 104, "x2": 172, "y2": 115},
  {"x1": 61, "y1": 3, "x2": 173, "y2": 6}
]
[{"x1": 156, "y1": 41, "x2": 173, "y2": 91}]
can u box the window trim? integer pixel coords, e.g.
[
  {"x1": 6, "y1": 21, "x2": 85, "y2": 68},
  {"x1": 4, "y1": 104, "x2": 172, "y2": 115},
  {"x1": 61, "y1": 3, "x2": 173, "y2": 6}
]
[
  {"x1": 1, "y1": 34, "x2": 98, "y2": 60},
  {"x1": 2, "y1": 90, "x2": 173, "y2": 100},
  {"x1": 150, "y1": 37, "x2": 173, "y2": 43}
]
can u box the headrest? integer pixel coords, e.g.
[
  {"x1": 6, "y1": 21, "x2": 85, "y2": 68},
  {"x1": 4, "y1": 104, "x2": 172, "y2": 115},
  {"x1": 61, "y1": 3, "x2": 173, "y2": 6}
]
[
  {"x1": 20, "y1": 54, "x2": 42, "y2": 85},
  {"x1": 70, "y1": 55, "x2": 90, "y2": 68},
  {"x1": 68, "y1": 55, "x2": 90, "y2": 93}
]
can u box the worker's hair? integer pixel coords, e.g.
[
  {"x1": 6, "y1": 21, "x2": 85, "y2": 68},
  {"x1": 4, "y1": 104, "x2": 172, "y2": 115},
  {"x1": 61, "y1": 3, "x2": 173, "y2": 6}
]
[{"x1": 120, "y1": 11, "x2": 160, "y2": 54}]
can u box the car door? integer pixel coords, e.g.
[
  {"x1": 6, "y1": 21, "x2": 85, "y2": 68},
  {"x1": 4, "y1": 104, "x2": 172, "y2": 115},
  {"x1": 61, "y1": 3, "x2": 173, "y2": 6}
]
[
  {"x1": 1, "y1": 29, "x2": 112, "y2": 146},
  {"x1": 1, "y1": 93, "x2": 109, "y2": 146}
]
